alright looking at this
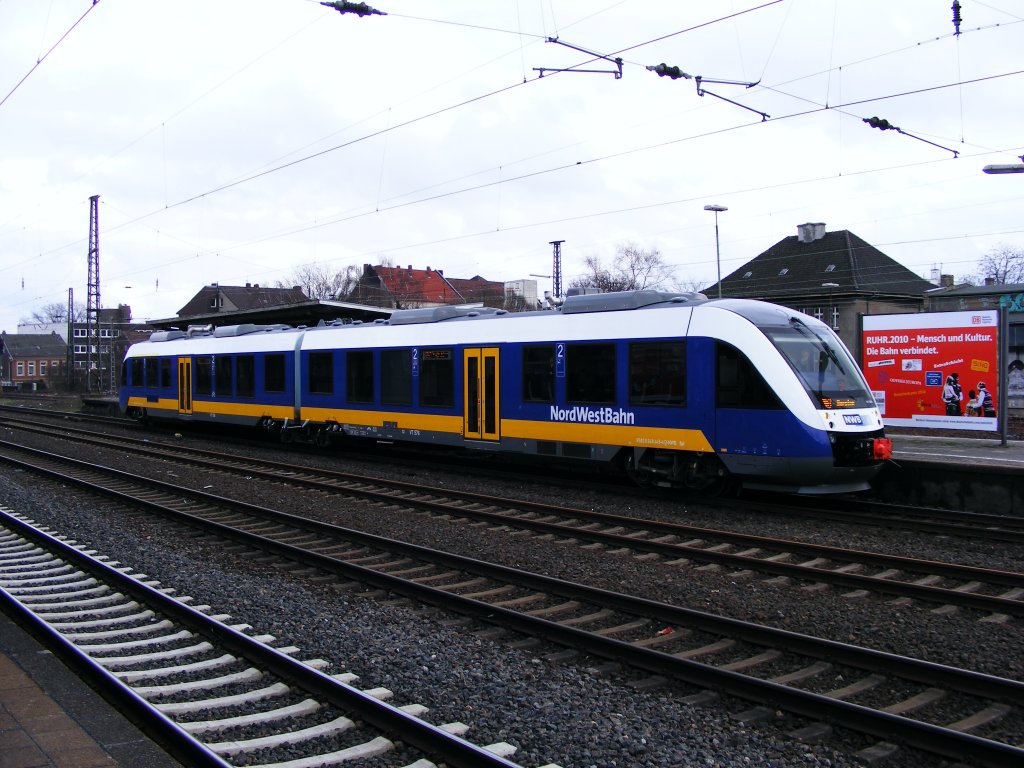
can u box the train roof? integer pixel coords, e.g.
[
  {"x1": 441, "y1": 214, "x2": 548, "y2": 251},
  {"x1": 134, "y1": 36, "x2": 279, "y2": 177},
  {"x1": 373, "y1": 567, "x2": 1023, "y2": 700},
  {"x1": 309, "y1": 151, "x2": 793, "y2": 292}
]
[{"x1": 125, "y1": 291, "x2": 812, "y2": 357}]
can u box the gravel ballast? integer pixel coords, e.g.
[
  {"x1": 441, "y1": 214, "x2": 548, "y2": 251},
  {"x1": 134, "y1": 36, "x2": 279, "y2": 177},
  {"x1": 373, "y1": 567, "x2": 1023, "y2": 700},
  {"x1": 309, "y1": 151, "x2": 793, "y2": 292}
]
[{"x1": 2, "y1": 424, "x2": 1021, "y2": 767}]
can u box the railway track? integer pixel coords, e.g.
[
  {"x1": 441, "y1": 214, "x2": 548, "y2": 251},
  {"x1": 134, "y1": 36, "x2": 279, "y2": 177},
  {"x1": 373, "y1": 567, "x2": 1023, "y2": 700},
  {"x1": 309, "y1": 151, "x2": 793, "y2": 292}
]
[
  {"x1": 1, "y1": 441, "x2": 1023, "y2": 767},
  {"x1": 0, "y1": 507, "x2": 531, "y2": 768},
  {"x1": 2, "y1": 420, "x2": 1023, "y2": 620},
  {"x1": 3, "y1": 409, "x2": 1022, "y2": 541}
]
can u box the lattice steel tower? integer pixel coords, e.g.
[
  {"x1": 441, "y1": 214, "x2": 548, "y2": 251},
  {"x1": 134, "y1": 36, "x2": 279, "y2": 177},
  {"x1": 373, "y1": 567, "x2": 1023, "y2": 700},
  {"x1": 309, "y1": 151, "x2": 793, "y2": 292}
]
[
  {"x1": 549, "y1": 239, "x2": 564, "y2": 299},
  {"x1": 86, "y1": 195, "x2": 100, "y2": 391}
]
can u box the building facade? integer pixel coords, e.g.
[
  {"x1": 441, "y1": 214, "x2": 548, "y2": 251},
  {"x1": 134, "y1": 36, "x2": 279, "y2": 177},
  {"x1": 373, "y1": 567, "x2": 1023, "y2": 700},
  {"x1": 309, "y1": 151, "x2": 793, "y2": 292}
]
[{"x1": 0, "y1": 332, "x2": 67, "y2": 391}]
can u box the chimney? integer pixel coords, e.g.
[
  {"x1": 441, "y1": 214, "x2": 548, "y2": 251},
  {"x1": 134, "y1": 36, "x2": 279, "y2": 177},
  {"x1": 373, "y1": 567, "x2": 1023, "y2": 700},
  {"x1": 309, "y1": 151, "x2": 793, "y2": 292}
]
[
  {"x1": 796, "y1": 222, "x2": 826, "y2": 243},
  {"x1": 940, "y1": 274, "x2": 954, "y2": 288},
  {"x1": 985, "y1": 277, "x2": 996, "y2": 286}
]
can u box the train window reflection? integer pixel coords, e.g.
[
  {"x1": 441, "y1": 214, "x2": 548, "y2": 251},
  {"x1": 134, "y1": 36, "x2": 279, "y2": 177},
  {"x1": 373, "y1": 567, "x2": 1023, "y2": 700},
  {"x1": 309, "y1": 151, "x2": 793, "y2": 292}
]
[
  {"x1": 236, "y1": 355, "x2": 255, "y2": 398},
  {"x1": 715, "y1": 342, "x2": 783, "y2": 410},
  {"x1": 346, "y1": 350, "x2": 373, "y2": 403},
  {"x1": 381, "y1": 349, "x2": 412, "y2": 406},
  {"x1": 265, "y1": 354, "x2": 286, "y2": 393},
  {"x1": 629, "y1": 341, "x2": 685, "y2": 406},
  {"x1": 309, "y1": 352, "x2": 333, "y2": 395},
  {"x1": 567, "y1": 343, "x2": 615, "y2": 404},
  {"x1": 420, "y1": 348, "x2": 454, "y2": 408},
  {"x1": 522, "y1": 346, "x2": 554, "y2": 403}
]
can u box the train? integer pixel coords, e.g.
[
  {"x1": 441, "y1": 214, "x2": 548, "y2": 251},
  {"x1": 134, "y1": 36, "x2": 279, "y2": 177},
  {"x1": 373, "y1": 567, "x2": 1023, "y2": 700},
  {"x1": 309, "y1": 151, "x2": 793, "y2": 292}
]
[{"x1": 120, "y1": 289, "x2": 892, "y2": 495}]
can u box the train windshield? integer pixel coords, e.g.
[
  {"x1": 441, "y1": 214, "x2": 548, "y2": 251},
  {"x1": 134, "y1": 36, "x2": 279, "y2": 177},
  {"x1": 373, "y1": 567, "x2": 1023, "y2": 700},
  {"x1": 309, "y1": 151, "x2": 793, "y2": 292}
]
[{"x1": 764, "y1": 318, "x2": 875, "y2": 409}]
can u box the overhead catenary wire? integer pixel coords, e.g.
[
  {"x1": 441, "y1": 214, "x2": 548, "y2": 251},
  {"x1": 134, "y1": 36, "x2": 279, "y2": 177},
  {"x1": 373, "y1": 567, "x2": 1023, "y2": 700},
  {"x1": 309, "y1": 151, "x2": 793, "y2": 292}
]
[
  {"x1": 0, "y1": 0, "x2": 103, "y2": 110},
  {"x1": 0, "y1": 1, "x2": 1019, "y2": 317}
]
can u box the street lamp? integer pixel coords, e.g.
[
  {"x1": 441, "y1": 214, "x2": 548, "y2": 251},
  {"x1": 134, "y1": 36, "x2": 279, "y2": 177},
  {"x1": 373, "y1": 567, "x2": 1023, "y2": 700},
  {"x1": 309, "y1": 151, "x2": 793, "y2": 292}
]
[
  {"x1": 704, "y1": 204, "x2": 728, "y2": 298},
  {"x1": 822, "y1": 282, "x2": 839, "y2": 329},
  {"x1": 983, "y1": 164, "x2": 1024, "y2": 174}
]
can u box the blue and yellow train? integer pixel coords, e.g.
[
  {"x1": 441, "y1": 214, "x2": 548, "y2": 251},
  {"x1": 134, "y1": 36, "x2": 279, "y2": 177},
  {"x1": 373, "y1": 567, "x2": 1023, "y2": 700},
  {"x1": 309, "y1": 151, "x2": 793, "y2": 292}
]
[{"x1": 120, "y1": 290, "x2": 891, "y2": 494}]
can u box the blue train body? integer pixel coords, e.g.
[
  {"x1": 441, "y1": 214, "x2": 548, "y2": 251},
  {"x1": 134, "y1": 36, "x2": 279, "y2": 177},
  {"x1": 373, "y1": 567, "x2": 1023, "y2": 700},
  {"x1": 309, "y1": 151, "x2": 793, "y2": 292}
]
[{"x1": 120, "y1": 291, "x2": 890, "y2": 494}]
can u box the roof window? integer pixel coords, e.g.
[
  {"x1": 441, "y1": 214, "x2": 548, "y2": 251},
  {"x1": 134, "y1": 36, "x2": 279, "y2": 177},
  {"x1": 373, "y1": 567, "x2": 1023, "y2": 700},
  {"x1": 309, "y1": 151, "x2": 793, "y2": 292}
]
[
  {"x1": 825, "y1": 264, "x2": 836, "y2": 272},
  {"x1": 778, "y1": 267, "x2": 789, "y2": 276},
  {"x1": 742, "y1": 271, "x2": 752, "y2": 279}
]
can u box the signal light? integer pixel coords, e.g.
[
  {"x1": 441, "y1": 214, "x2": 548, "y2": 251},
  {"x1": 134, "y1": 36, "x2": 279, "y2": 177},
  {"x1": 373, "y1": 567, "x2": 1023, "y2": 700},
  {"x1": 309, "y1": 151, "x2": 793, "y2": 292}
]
[{"x1": 873, "y1": 438, "x2": 893, "y2": 460}]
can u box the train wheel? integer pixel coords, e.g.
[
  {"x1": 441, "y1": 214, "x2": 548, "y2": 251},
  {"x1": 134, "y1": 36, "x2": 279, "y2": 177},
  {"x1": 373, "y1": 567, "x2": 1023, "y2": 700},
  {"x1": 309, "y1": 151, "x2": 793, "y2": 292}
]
[{"x1": 683, "y1": 454, "x2": 736, "y2": 496}]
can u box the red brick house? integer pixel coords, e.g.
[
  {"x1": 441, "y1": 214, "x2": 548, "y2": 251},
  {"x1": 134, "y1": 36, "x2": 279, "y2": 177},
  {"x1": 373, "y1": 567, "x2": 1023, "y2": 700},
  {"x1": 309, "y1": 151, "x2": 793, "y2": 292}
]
[{"x1": 0, "y1": 332, "x2": 67, "y2": 391}]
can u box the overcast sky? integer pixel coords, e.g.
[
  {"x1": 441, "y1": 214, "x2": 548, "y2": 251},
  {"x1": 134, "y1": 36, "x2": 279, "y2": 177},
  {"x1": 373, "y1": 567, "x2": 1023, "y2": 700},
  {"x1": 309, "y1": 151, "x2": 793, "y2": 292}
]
[{"x1": 2, "y1": 0, "x2": 1022, "y2": 330}]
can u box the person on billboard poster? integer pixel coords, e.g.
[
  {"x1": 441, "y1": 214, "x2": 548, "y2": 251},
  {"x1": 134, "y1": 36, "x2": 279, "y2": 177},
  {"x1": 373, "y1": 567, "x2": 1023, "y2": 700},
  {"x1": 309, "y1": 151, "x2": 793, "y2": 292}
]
[
  {"x1": 966, "y1": 389, "x2": 980, "y2": 417},
  {"x1": 976, "y1": 382, "x2": 996, "y2": 417},
  {"x1": 942, "y1": 373, "x2": 963, "y2": 416}
]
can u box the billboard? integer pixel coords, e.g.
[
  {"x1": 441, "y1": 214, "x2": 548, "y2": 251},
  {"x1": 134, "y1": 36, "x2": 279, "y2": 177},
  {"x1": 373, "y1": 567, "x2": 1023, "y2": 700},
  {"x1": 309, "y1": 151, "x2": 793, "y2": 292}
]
[{"x1": 861, "y1": 310, "x2": 999, "y2": 431}]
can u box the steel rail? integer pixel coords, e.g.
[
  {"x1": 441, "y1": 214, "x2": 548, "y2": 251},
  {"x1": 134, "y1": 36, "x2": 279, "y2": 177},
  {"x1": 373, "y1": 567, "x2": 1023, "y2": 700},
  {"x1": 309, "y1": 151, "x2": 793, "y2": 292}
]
[
  {"x1": 2, "y1": 445, "x2": 1023, "y2": 767},
  {"x1": 0, "y1": 509, "x2": 525, "y2": 768}
]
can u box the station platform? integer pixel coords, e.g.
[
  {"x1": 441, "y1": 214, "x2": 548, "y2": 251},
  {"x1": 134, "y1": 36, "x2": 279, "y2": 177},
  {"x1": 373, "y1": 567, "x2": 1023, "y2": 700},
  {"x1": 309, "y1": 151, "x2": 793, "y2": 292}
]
[
  {"x1": 874, "y1": 431, "x2": 1024, "y2": 514},
  {"x1": 0, "y1": 612, "x2": 180, "y2": 768},
  {"x1": 889, "y1": 431, "x2": 1024, "y2": 467}
]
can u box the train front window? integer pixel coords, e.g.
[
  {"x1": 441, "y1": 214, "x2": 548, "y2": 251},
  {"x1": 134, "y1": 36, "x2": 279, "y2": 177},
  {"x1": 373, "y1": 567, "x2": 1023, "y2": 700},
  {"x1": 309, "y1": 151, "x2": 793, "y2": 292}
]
[{"x1": 765, "y1": 319, "x2": 874, "y2": 409}]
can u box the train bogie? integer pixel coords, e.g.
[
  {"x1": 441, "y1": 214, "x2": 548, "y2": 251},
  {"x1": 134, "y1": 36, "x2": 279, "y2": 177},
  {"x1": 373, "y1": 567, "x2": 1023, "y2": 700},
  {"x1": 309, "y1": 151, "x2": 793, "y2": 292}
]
[{"x1": 120, "y1": 291, "x2": 890, "y2": 495}]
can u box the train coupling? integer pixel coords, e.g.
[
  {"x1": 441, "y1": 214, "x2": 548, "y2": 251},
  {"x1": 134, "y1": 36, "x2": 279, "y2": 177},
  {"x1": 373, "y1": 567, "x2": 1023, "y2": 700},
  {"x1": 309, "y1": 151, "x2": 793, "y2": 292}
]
[{"x1": 873, "y1": 437, "x2": 893, "y2": 460}]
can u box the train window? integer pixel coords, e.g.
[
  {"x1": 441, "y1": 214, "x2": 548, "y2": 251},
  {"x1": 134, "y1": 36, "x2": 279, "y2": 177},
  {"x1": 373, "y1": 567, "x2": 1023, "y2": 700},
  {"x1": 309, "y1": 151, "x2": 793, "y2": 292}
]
[
  {"x1": 236, "y1": 355, "x2": 255, "y2": 398},
  {"x1": 629, "y1": 341, "x2": 685, "y2": 406},
  {"x1": 346, "y1": 350, "x2": 374, "y2": 403},
  {"x1": 131, "y1": 358, "x2": 144, "y2": 387},
  {"x1": 381, "y1": 349, "x2": 412, "y2": 406},
  {"x1": 215, "y1": 357, "x2": 233, "y2": 397},
  {"x1": 522, "y1": 346, "x2": 554, "y2": 403},
  {"x1": 265, "y1": 354, "x2": 286, "y2": 393},
  {"x1": 420, "y1": 348, "x2": 454, "y2": 408},
  {"x1": 309, "y1": 352, "x2": 334, "y2": 395},
  {"x1": 160, "y1": 358, "x2": 172, "y2": 388},
  {"x1": 566, "y1": 343, "x2": 615, "y2": 404},
  {"x1": 194, "y1": 356, "x2": 213, "y2": 396},
  {"x1": 145, "y1": 358, "x2": 159, "y2": 388},
  {"x1": 715, "y1": 342, "x2": 783, "y2": 410}
]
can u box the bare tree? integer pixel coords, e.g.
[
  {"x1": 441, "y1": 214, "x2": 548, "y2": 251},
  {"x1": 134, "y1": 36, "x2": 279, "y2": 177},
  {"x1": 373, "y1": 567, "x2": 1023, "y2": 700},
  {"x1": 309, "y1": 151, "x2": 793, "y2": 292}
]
[
  {"x1": 28, "y1": 302, "x2": 85, "y2": 324},
  {"x1": 275, "y1": 263, "x2": 361, "y2": 300},
  {"x1": 974, "y1": 244, "x2": 1024, "y2": 285},
  {"x1": 568, "y1": 244, "x2": 678, "y2": 292}
]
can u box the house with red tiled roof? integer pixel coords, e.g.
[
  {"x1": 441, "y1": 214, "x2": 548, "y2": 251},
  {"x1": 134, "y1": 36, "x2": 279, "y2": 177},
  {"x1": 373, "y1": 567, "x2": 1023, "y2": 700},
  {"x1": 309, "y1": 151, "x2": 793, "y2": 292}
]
[{"x1": 354, "y1": 264, "x2": 506, "y2": 309}]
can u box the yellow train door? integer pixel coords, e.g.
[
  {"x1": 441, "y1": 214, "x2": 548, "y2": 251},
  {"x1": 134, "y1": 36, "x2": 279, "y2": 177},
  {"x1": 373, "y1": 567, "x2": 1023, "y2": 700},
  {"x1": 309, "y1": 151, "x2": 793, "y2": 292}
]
[
  {"x1": 177, "y1": 357, "x2": 193, "y2": 414},
  {"x1": 463, "y1": 347, "x2": 500, "y2": 441}
]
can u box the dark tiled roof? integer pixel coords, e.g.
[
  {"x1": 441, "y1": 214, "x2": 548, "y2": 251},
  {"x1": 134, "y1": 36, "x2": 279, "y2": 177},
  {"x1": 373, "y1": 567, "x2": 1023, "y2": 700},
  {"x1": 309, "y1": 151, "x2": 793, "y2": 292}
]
[
  {"x1": 720, "y1": 229, "x2": 934, "y2": 299},
  {"x1": 177, "y1": 285, "x2": 308, "y2": 317},
  {"x1": 1, "y1": 333, "x2": 67, "y2": 358}
]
